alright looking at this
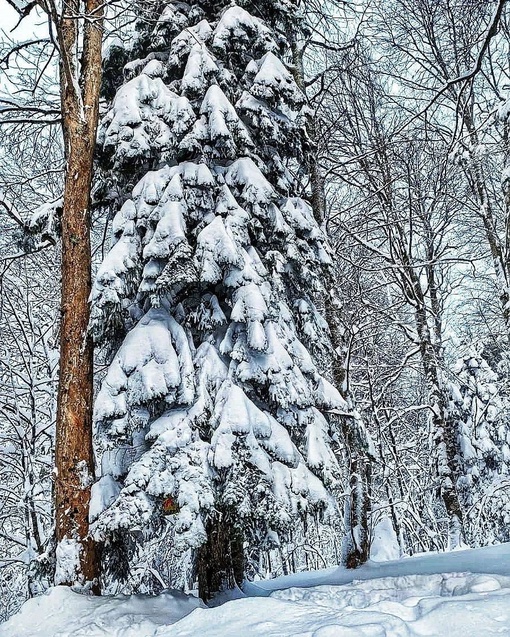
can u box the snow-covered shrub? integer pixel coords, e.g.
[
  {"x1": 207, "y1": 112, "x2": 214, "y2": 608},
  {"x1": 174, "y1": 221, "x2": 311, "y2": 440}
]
[{"x1": 450, "y1": 350, "x2": 510, "y2": 545}]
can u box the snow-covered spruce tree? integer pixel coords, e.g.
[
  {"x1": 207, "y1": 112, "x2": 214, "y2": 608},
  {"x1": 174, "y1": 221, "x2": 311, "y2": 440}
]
[{"x1": 90, "y1": 0, "x2": 345, "y2": 599}]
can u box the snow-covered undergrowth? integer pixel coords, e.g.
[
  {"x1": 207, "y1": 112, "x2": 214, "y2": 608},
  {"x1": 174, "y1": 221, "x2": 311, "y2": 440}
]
[{"x1": 2, "y1": 543, "x2": 510, "y2": 637}]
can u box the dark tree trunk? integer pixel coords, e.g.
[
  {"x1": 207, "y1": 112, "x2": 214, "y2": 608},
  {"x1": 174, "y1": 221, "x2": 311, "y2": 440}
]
[
  {"x1": 341, "y1": 431, "x2": 372, "y2": 568},
  {"x1": 197, "y1": 512, "x2": 244, "y2": 603}
]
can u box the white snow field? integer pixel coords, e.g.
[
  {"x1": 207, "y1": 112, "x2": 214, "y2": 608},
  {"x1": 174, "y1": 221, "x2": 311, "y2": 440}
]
[{"x1": 2, "y1": 543, "x2": 510, "y2": 637}]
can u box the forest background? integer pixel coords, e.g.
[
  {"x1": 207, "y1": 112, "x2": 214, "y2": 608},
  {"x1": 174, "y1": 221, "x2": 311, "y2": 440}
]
[{"x1": 1, "y1": 0, "x2": 510, "y2": 622}]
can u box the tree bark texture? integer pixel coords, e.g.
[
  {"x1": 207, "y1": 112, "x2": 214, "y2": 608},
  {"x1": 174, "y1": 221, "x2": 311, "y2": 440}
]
[{"x1": 54, "y1": 0, "x2": 103, "y2": 589}]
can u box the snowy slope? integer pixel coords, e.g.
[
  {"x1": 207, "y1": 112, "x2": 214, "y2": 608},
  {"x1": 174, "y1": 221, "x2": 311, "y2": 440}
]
[
  {"x1": 2, "y1": 544, "x2": 510, "y2": 637},
  {"x1": 245, "y1": 540, "x2": 510, "y2": 594}
]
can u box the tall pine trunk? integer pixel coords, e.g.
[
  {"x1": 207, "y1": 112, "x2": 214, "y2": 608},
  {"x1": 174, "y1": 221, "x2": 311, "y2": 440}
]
[{"x1": 53, "y1": 0, "x2": 103, "y2": 589}]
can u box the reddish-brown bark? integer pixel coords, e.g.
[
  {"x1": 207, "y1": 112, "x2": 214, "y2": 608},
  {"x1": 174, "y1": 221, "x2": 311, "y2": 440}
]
[{"x1": 53, "y1": 0, "x2": 103, "y2": 589}]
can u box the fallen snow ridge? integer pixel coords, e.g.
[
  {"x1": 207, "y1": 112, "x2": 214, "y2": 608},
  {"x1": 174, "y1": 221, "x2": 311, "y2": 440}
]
[{"x1": 2, "y1": 543, "x2": 510, "y2": 637}]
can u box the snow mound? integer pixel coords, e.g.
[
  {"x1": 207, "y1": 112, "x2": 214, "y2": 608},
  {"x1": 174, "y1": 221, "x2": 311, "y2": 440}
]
[
  {"x1": 370, "y1": 515, "x2": 401, "y2": 562},
  {"x1": 246, "y1": 540, "x2": 510, "y2": 594},
  {"x1": 0, "y1": 586, "x2": 204, "y2": 637}
]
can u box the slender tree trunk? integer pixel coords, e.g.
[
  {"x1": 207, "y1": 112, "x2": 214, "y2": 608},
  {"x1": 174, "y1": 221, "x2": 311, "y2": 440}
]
[
  {"x1": 326, "y1": 297, "x2": 372, "y2": 567},
  {"x1": 414, "y1": 299, "x2": 465, "y2": 548},
  {"x1": 290, "y1": 40, "x2": 326, "y2": 224},
  {"x1": 291, "y1": 36, "x2": 372, "y2": 569},
  {"x1": 53, "y1": 0, "x2": 103, "y2": 589},
  {"x1": 197, "y1": 511, "x2": 244, "y2": 603},
  {"x1": 393, "y1": 222, "x2": 465, "y2": 548}
]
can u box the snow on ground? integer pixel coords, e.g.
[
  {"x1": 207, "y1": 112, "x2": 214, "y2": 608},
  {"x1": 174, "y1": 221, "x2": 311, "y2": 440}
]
[
  {"x1": 0, "y1": 588, "x2": 205, "y2": 637},
  {"x1": 171, "y1": 573, "x2": 510, "y2": 637},
  {"x1": 245, "y1": 539, "x2": 510, "y2": 595},
  {"x1": 2, "y1": 543, "x2": 510, "y2": 637}
]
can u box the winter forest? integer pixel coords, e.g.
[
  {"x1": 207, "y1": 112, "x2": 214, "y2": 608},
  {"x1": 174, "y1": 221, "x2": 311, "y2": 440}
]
[{"x1": 1, "y1": 0, "x2": 510, "y2": 631}]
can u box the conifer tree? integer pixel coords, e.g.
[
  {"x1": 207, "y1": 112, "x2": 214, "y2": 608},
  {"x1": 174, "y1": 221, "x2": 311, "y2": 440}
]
[{"x1": 90, "y1": 0, "x2": 345, "y2": 599}]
